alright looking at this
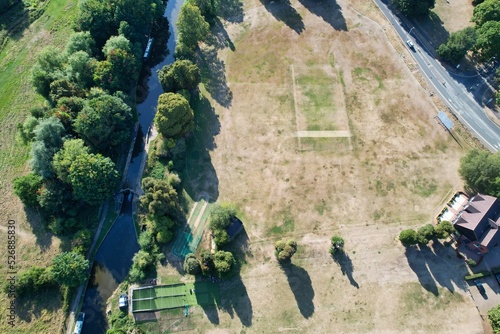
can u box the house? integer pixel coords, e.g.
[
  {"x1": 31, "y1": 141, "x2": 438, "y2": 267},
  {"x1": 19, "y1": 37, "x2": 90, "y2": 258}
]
[{"x1": 450, "y1": 194, "x2": 500, "y2": 254}]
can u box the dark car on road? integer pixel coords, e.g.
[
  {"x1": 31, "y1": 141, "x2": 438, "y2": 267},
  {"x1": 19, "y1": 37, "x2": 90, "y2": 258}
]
[
  {"x1": 406, "y1": 39, "x2": 415, "y2": 51},
  {"x1": 473, "y1": 280, "x2": 486, "y2": 294}
]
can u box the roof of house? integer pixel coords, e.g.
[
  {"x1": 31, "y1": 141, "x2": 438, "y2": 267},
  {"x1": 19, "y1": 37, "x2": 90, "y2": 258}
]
[{"x1": 454, "y1": 194, "x2": 497, "y2": 231}]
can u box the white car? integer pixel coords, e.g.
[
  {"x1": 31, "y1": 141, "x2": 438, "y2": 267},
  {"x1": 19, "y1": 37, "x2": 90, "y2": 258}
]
[{"x1": 406, "y1": 39, "x2": 415, "y2": 50}]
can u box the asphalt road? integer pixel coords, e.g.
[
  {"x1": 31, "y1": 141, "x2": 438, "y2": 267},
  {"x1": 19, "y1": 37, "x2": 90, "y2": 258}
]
[{"x1": 373, "y1": 0, "x2": 500, "y2": 152}]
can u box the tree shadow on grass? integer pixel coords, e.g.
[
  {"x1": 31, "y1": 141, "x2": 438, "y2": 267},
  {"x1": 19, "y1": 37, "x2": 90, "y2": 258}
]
[
  {"x1": 183, "y1": 91, "x2": 220, "y2": 201},
  {"x1": 196, "y1": 46, "x2": 233, "y2": 108},
  {"x1": 16, "y1": 288, "x2": 62, "y2": 323},
  {"x1": 0, "y1": 1, "x2": 32, "y2": 52},
  {"x1": 260, "y1": 0, "x2": 305, "y2": 34},
  {"x1": 405, "y1": 246, "x2": 438, "y2": 295},
  {"x1": 208, "y1": 17, "x2": 235, "y2": 51},
  {"x1": 194, "y1": 277, "x2": 221, "y2": 325},
  {"x1": 332, "y1": 251, "x2": 359, "y2": 288},
  {"x1": 281, "y1": 263, "x2": 315, "y2": 318},
  {"x1": 216, "y1": 0, "x2": 245, "y2": 23},
  {"x1": 217, "y1": 229, "x2": 253, "y2": 326},
  {"x1": 413, "y1": 11, "x2": 450, "y2": 56},
  {"x1": 23, "y1": 207, "x2": 53, "y2": 252},
  {"x1": 298, "y1": 0, "x2": 347, "y2": 31}
]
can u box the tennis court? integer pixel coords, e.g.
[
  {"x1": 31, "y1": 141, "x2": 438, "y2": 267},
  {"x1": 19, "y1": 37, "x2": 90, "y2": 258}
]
[
  {"x1": 131, "y1": 281, "x2": 220, "y2": 313},
  {"x1": 172, "y1": 199, "x2": 213, "y2": 258}
]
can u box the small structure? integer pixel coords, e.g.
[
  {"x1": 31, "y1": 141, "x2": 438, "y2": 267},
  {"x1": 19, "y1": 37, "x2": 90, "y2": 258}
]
[
  {"x1": 143, "y1": 38, "x2": 154, "y2": 61},
  {"x1": 226, "y1": 216, "x2": 244, "y2": 241},
  {"x1": 73, "y1": 312, "x2": 85, "y2": 334}
]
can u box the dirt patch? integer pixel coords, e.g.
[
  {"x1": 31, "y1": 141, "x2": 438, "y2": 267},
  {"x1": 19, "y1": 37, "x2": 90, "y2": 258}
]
[{"x1": 157, "y1": 0, "x2": 484, "y2": 332}]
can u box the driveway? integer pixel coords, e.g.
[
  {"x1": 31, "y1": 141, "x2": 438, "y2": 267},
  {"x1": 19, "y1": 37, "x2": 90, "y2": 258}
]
[{"x1": 468, "y1": 275, "x2": 500, "y2": 316}]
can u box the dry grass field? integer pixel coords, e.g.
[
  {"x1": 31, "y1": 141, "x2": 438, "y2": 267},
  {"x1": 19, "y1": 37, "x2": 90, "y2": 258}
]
[{"x1": 154, "y1": 0, "x2": 485, "y2": 332}]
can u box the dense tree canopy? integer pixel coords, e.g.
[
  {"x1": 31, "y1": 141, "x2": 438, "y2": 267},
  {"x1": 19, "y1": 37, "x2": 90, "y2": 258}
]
[
  {"x1": 93, "y1": 48, "x2": 138, "y2": 94},
  {"x1": 65, "y1": 51, "x2": 95, "y2": 90},
  {"x1": 74, "y1": 93, "x2": 133, "y2": 153},
  {"x1": 155, "y1": 92, "x2": 194, "y2": 138},
  {"x1": 53, "y1": 139, "x2": 89, "y2": 184},
  {"x1": 473, "y1": 20, "x2": 500, "y2": 61},
  {"x1": 51, "y1": 251, "x2": 89, "y2": 287},
  {"x1": 437, "y1": 27, "x2": 477, "y2": 64},
  {"x1": 158, "y1": 60, "x2": 201, "y2": 92},
  {"x1": 77, "y1": 0, "x2": 164, "y2": 50},
  {"x1": 102, "y1": 35, "x2": 133, "y2": 56},
  {"x1": 489, "y1": 304, "x2": 500, "y2": 333},
  {"x1": 68, "y1": 152, "x2": 120, "y2": 205},
  {"x1": 472, "y1": 0, "x2": 500, "y2": 28},
  {"x1": 177, "y1": 3, "x2": 210, "y2": 50},
  {"x1": 392, "y1": 0, "x2": 435, "y2": 18},
  {"x1": 459, "y1": 149, "x2": 500, "y2": 197}
]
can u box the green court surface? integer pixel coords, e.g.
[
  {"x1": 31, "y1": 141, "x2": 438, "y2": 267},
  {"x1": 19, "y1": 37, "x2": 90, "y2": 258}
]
[
  {"x1": 131, "y1": 281, "x2": 220, "y2": 313},
  {"x1": 172, "y1": 199, "x2": 213, "y2": 258}
]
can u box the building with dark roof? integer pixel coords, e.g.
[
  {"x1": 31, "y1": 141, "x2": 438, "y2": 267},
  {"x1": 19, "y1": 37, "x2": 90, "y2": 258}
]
[
  {"x1": 452, "y1": 194, "x2": 500, "y2": 254},
  {"x1": 226, "y1": 216, "x2": 243, "y2": 241}
]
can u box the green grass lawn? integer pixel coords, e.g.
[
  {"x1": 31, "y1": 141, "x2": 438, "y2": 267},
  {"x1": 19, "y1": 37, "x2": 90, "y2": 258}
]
[{"x1": 0, "y1": 1, "x2": 79, "y2": 333}]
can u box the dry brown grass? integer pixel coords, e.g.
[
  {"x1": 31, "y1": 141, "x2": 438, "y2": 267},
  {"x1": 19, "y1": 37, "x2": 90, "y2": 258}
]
[{"x1": 150, "y1": 0, "x2": 484, "y2": 332}]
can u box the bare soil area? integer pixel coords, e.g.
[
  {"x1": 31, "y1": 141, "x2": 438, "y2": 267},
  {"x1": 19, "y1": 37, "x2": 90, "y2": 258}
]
[{"x1": 154, "y1": 0, "x2": 484, "y2": 332}]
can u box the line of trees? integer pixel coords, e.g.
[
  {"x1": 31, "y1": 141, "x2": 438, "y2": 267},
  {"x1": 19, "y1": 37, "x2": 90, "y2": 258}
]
[
  {"x1": 399, "y1": 221, "x2": 455, "y2": 246},
  {"x1": 437, "y1": 0, "x2": 500, "y2": 64}
]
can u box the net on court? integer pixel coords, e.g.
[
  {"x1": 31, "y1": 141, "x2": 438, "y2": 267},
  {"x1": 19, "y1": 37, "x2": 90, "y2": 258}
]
[
  {"x1": 172, "y1": 199, "x2": 212, "y2": 258},
  {"x1": 131, "y1": 282, "x2": 219, "y2": 313}
]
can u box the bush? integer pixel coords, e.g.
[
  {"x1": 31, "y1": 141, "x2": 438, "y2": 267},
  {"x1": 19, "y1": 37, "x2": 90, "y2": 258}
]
[
  {"x1": 399, "y1": 229, "x2": 418, "y2": 246},
  {"x1": 329, "y1": 235, "x2": 345, "y2": 254},
  {"x1": 214, "y1": 250, "x2": 235, "y2": 278},
  {"x1": 183, "y1": 253, "x2": 201, "y2": 275},
  {"x1": 417, "y1": 224, "x2": 435, "y2": 244},
  {"x1": 467, "y1": 258, "x2": 477, "y2": 267},
  {"x1": 275, "y1": 239, "x2": 297, "y2": 263},
  {"x1": 435, "y1": 220, "x2": 455, "y2": 239},
  {"x1": 71, "y1": 229, "x2": 93, "y2": 255},
  {"x1": 13, "y1": 173, "x2": 43, "y2": 207},
  {"x1": 489, "y1": 304, "x2": 500, "y2": 333},
  {"x1": 200, "y1": 250, "x2": 215, "y2": 276},
  {"x1": 3, "y1": 267, "x2": 56, "y2": 297}
]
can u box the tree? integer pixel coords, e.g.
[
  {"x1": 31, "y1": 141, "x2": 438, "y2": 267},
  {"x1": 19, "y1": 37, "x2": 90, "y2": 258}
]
[
  {"x1": 49, "y1": 78, "x2": 85, "y2": 103},
  {"x1": 93, "y1": 49, "x2": 138, "y2": 93},
  {"x1": 275, "y1": 239, "x2": 297, "y2": 264},
  {"x1": 459, "y1": 149, "x2": 500, "y2": 197},
  {"x1": 187, "y1": 0, "x2": 216, "y2": 22},
  {"x1": 37, "y1": 179, "x2": 77, "y2": 217},
  {"x1": 437, "y1": 27, "x2": 477, "y2": 64},
  {"x1": 53, "y1": 139, "x2": 90, "y2": 184},
  {"x1": 154, "y1": 93, "x2": 194, "y2": 138},
  {"x1": 417, "y1": 224, "x2": 435, "y2": 244},
  {"x1": 213, "y1": 229, "x2": 230, "y2": 247},
  {"x1": 474, "y1": 20, "x2": 500, "y2": 61},
  {"x1": 129, "y1": 250, "x2": 157, "y2": 282},
  {"x1": 16, "y1": 116, "x2": 39, "y2": 145},
  {"x1": 51, "y1": 251, "x2": 89, "y2": 287},
  {"x1": 31, "y1": 46, "x2": 66, "y2": 98},
  {"x1": 209, "y1": 203, "x2": 236, "y2": 230},
  {"x1": 102, "y1": 35, "x2": 133, "y2": 56},
  {"x1": 68, "y1": 152, "x2": 120, "y2": 205},
  {"x1": 392, "y1": 0, "x2": 435, "y2": 18},
  {"x1": 158, "y1": 60, "x2": 201, "y2": 92},
  {"x1": 74, "y1": 93, "x2": 133, "y2": 153},
  {"x1": 65, "y1": 51, "x2": 95, "y2": 90},
  {"x1": 13, "y1": 173, "x2": 43, "y2": 207},
  {"x1": 434, "y1": 220, "x2": 455, "y2": 239},
  {"x1": 472, "y1": 0, "x2": 500, "y2": 28},
  {"x1": 177, "y1": 3, "x2": 210, "y2": 50},
  {"x1": 399, "y1": 229, "x2": 418, "y2": 246},
  {"x1": 213, "y1": 250, "x2": 235, "y2": 278},
  {"x1": 184, "y1": 253, "x2": 201, "y2": 275},
  {"x1": 329, "y1": 235, "x2": 345, "y2": 254},
  {"x1": 65, "y1": 31, "x2": 95, "y2": 55},
  {"x1": 30, "y1": 117, "x2": 66, "y2": 178},
  {"x1": 140, "y1": 177, "x2": 180, "y2": 217},
  {"x1": 200, "y1": 250, "x2": 215, "y2": 276},
  {"x1": 489, "y1": 304, "x2": 500, "y2": 333}
]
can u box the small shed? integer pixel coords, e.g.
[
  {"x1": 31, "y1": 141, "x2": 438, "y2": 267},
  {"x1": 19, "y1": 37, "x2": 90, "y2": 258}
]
[{"x1": 226, "y1": 216, "x2": 243, "y2": 241}]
